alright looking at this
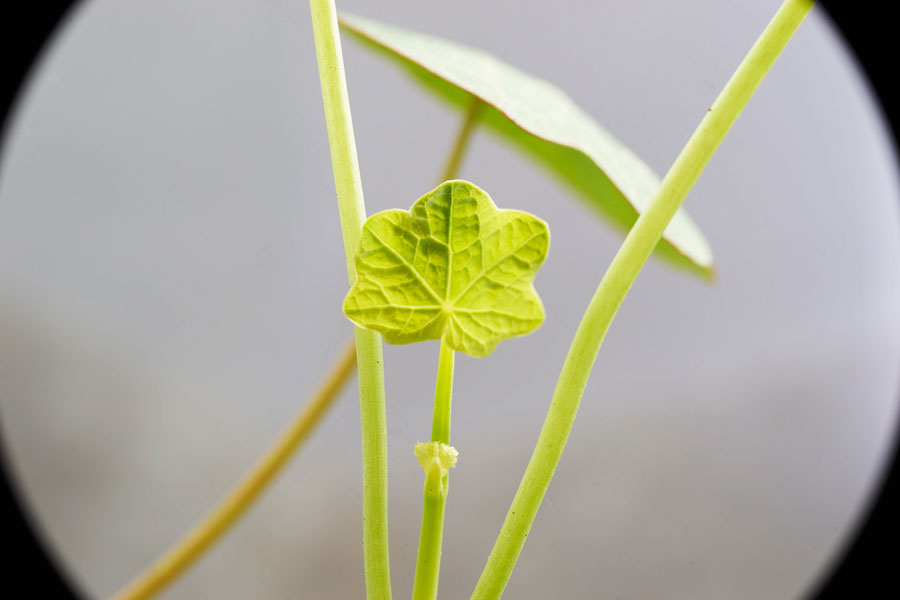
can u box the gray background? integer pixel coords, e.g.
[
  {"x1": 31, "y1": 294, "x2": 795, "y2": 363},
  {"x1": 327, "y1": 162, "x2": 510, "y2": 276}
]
[{"x1": 1, "y1": 0, "x2": 899, "y2": 598}]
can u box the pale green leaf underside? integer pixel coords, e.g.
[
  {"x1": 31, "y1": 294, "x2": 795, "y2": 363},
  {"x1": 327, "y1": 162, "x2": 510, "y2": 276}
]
[
  {"x1": 339, "y1": 13, "x2": 714, "y2": 279},
  {"x1": 343, "y1": 180, "x2": 549, "y2": 358}
]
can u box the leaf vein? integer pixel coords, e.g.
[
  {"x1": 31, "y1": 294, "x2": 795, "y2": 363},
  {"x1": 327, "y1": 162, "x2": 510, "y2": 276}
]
[
  {"x1": 366, "y1": 226, "x2": 444, "y2": 304},
  {"x1": 451, "y1": 229, "x2": 546, "y2": 305}
]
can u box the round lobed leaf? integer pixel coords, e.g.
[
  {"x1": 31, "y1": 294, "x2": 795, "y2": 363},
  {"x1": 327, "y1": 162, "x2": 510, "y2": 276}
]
[{"x1": 343, "y1": 180, "x2": 549, "y2": 358}]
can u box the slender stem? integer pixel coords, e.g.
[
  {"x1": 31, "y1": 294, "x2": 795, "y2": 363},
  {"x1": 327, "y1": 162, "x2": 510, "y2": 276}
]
[
  {"x1": 111, "y1": 340, "x2": 357, "y2": 600},
  {"x1": 353, "y1": 325, "x2": 391, "y2": 599},
  {"x1": 310, "y1": 0, "x2": 366, "y2": 273},
  {"x1": 470, "y1": 1, "x2": 814, "y2": 598},
  {"x1": 411, "y1": 97, "x2": 475, "y2": 600},
  {"x1": 412, "y1": 338, "x2": 456, "y2": 600},
  {"x1": 430, "y1": 338, "x2": 456, "y2": 444},
  {"x1": 411, "y1": 458, "x2": 449, "y2": 600},
  {"x1": 411, "y1": 95, "x2": 474, "y2": 600},
  {"x1": 310, "y1": 1, "x2": 392, "y2": 599},
  {"x1": 438, "y1": 99, "x2": 482, "y2": 183}
]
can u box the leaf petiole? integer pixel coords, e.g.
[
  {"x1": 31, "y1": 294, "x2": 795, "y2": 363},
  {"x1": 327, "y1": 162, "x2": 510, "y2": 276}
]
[
  {"x1": 431, "y1": 337, "x2": 456, "y2": 444},
  {"x1": 412, "y1": 337, "x2": 457, "y2": 600}
]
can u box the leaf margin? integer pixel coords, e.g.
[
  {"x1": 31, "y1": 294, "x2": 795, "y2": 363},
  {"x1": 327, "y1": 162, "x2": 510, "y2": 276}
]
[{"x1": 343, "y1": 179, "x2": 550, "y2": 358}]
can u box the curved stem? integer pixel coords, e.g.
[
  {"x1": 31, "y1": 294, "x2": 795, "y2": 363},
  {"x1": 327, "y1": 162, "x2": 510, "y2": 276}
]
[
  {"x1": 111, "y1": 340, "x2": 357, "y2": 600},
  {"x1": 470, "y1": 1, "x2": 814, "y2": 598},
  {"x1": 412, "y1": 339, "x2": 456, "y2": 600},
  {"x1": 438, "y1": 99, "x2": 482, "y2": 183},
  {"x1": 310, "y1": 0, "x2": 392, "y2": 598}
]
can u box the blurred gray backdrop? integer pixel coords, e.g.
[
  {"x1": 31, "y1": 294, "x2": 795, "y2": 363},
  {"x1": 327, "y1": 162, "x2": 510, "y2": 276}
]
[{"x1": 1, "y1": 1, "x2": 899, "y2": 598}]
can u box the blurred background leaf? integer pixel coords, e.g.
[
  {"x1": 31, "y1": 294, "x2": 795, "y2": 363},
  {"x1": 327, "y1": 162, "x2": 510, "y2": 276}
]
[{"x1": 339, "y1": 12, "x2": 714, "y2": 279}]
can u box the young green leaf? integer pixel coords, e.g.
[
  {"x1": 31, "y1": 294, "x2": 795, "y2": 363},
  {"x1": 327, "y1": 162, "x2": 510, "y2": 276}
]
[
  {"x1": 343, "y1": 180, "x2": 549, "y2": 358},
  {"x1": 338, "y1": 13, "x2": 714, "y2": 279}
]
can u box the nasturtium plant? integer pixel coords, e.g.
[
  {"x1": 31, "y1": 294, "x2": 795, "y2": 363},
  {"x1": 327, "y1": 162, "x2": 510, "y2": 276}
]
[
  {"x1": 343, "y1": 180, "x2": 549, "y2": 358},
  {"x1": 111, "y1": 2, "x2": 812, "y2": 598}
]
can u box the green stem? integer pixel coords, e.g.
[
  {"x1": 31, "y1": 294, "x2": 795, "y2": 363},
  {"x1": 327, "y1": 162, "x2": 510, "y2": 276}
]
[
  {"x1": 438, "y1": 99, "x2": 482, "y2": 183},
  {"x1": 431, "y1": 338, "x2": 456, "y2": 444},
  {"x1": 309, "y1": 1, "x2": 392, "y2": 599},
  {"x1": 409, "y1": 99, "x2": 476, "y2": 600},
  {"x1": 412, "y1": 338, "x2": 456, "y2": 600},
  {"x1": 470, "y1": 1, "x2": 814, "y2": 598},
  {"x1": 412, "y1": 459, "x2": 449, "y2": 600}
]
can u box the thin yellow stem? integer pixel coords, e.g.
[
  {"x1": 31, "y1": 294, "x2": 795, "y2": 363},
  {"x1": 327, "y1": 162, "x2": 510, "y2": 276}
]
[
  {"x1": 438, "y1": 99, "x2": 482, "y2": 183},
  {"x1": 110, "y1": 340, "x2": 357, "y2": 600}
]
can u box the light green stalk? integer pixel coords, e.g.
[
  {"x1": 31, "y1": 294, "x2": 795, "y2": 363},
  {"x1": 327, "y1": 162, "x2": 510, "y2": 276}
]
[
  {"x1": 309, "y1": 1, "x2": 391, "y2": 599},
  {"x1": 412, "y1": 339, "x2": 456, "y2": 600},
  {"x1": 430, "y1": 338, "x2": 456, "y2": 445},
  {"x1": 470, "y1": 1, "x2": 814, "y2": 598},
  {"x1": 410, "y1": 95, "x2": 479, "y2": 600}
]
